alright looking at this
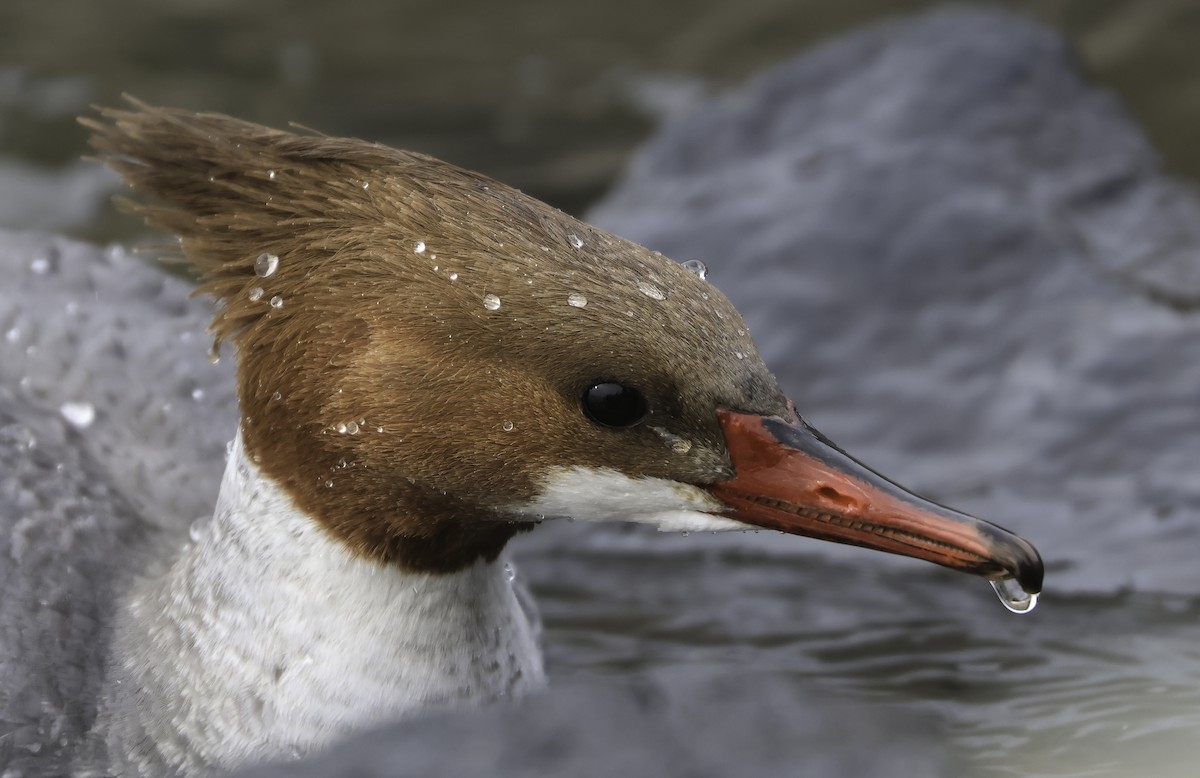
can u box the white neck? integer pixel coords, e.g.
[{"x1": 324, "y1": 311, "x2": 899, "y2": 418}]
[{"x1": 99, "y1": 430, "x2": 544, "y2": 776}]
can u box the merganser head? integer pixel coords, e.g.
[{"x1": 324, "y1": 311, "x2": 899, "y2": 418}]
[{"x1": 84, "y1": 99, "x2": 1041, "y2": 602}]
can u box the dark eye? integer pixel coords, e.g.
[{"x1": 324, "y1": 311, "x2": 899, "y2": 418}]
[{"x1": 582, "y1": 381, "x2": 648, "y2": 428}]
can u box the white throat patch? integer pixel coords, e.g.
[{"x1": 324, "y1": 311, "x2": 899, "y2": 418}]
[{"x1": 510, "y1": 465, "x2": 746, "y2": 532}]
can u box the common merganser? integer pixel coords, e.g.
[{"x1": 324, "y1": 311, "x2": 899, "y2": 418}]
[{"x1": 57, "y1": 99, "x2": 1041, "y2": 775}]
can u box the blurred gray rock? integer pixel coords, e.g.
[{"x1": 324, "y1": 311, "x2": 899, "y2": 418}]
[
  {"x1": 593, "y1": 5, "x2": 1200, "y2": 594},
  {"x1": 0, "y1": 231, "x2": 237, "y2": 529},
  {"x1": 0, "y1": 390, "x2": 138, "y2": 775}
]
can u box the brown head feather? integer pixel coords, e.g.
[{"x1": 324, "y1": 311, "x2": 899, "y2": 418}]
[{"x1": 83, "y1": 98, "x2": 788, "y2": 572}]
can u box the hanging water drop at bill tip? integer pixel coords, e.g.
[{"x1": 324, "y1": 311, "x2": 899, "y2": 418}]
[{"x1": 990, "y1": 577, "x2": 1038, "y2": 614}]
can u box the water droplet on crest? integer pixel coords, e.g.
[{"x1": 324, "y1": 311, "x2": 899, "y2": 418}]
[
  {"x1": 254, "y1": 253, "x2": 279, "y2": 278},
  {"x1": 483, "y1": 293, "x2": 501, "y2": 311},
  {"x1": 345, "y1": 421, "x2": 359, "y2": 435},
  {"x1": 414, "y1": 241, "x2": 426, "y2": 254},
  {"x1": 269, "y1": 296, "x2": 284, "y2": 309},
  {"x1": 248, "y1": 287, "x2": 264, "y2": 301},
  {"x1": 268, "y1": 170, "x2": 277, "y2": 180},
  {"x1": 637, "y1": 281, "x2": 666, "y2": 301},
  {"x1": 567, "y1": 292, "x2": 588, "y2": 308},
  {"x1": 568, "y1": 234, "x2": 584, "y2": 249},
  {"x1": 272, "y1": 391, "x2": 282, "y2": 401},
  {"x1": 449, "y1": 272, "x2": 459, "y2": 282},
  {"x1": 989, "y1": 578, "x2": 1038, "y2": 614},
  {"x1": 502, "y1": 420, "x2": 514, "y2": 432},
  {"x1": 682, "y1": 259, "x2": 708, "y2": 279}
]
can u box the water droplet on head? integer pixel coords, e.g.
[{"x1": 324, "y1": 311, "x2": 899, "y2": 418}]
[
  {"x1": 567, "y1": 292, "x2": 588, "y2": 308},
  {"x1": 502, "y1": 420, "x2": 514, "y2": 432},
  {"x1": 637, "y1": 281, "x2": 666, "y2": 301},
  {"x1": 272, "y1": 391, "x2": 282, "y2": 401},
  {"x1": 254, "y1": 253, "x2": 279, "y2": 278},
  {"x1": 483, "y1": 293, "x2": 501, "y2": 311},
  {"x1": 336, "y1": 422, "x2": 347, "y2": 434},
  {"x1": 682, "y1": 259, "x2": 708, "y2": 279},
  {"x1": 734, "y1": 351, "x2": 746, "y2": 360},
  {"x1": 248, "y1": 287, "x2": 264, "y2": 301},
  {"x1": 60, "y1": 401, "x2": 95, "y2": 429},
  {"x1": 414, "y1": 241, "x2": 426, "y2": 254},
  {"x1": 269, "y1": 296, "x2": 284, "y2": 309},
  {"x1": 325, "y1": 479, "x2": 334, "y2": 488},
  {"x1": 989, "y1": 578, "x2": 1039, "y2": 614},
  {"x1": 568, "y1": 234, "x2": 584, "y2": 249},
  {"x1": 449, "y1": 272, "x2": 459, "y2": 282},
  {"x1": 345, "y1": 421, "x2": 359, "y2": 435}
]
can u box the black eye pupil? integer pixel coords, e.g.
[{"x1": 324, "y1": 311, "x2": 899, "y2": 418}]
[{"x1": 582, "y1": 382, "x2": 648, "y2": 428}]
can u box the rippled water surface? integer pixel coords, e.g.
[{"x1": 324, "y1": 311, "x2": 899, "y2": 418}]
[{"x1": 519, "y1": 527, "x2": 1200, "y2": 776}]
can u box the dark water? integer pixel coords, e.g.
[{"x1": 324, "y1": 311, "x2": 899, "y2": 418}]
[
  {"x1": 519, "y1": 527, "x2": 1200, "y2": 776},
  {"x1": 4, "y1": 0, "x2": 1200, "y2": 238},
  {"x1": 2, "y1": 3, "x2": 1200, "y2": 777}
]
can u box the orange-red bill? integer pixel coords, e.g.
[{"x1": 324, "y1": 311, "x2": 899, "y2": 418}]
[{"x1": 706, "y1": 409, "x2": 1043, "y2": 596}]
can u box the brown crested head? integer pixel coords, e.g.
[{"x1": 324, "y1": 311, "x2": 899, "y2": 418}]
[{"x1": 83, "y1": 98, "x2": 789, "y2": 572}]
